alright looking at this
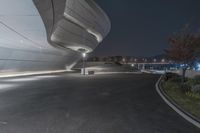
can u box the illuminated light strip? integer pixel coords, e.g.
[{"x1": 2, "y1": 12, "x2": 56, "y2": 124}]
[
  {"x1": 0, "y1": 70, "x2": 74, "y2": 78},
  {"x1": 63, "y1": 12, "x2": 103, "y2": 43},
  {"x1": 86, "y1": 29, "x2": 102, "y2": 43}
]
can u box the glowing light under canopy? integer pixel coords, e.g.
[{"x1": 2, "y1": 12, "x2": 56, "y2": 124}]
[{"x1": 196, "y1": 63, "x2": 200, "y2": 71}]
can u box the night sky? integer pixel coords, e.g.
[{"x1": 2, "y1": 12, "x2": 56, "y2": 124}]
[{"x1": 93, "y1": 0, "x2": 200, "y2": 57}]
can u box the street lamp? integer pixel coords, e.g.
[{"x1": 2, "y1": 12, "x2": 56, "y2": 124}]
[
  {"x1": 82, "y1": 53, "x2": 86, "y2": 75},
  {"x1": 122, "y1": 58, "x2": 126, "y2": 64},
  {"x1": 134, "y1": 59, "x2": 137, "y2": 62}
]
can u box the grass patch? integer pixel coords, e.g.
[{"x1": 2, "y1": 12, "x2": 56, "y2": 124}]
[{"x1": 162, "y1": 78, "x2": 200, "y2": 119}]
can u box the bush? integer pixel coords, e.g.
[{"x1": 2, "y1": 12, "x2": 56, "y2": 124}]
[
  {"x1": 191, "y1": 84, "x2": 200, "y2": 93},
  {"x1": 163, "y1": 72, "x2": 180, "y2": 81},
  {"x1": 194, "y1": 75, "x2": 200, "y2": 84},
  {"x1": 185, "y1": 75, "x2": 200, "y2": 88},
  {"x1": 185, "y1": 91, "x2": 200, "y2": 99},
  {"x1": 180, "y1": 83, "x2": 191, "y2": 92},
  {"x1": 186, "y1": 79, "x2": 196, "y2": 86},
  {"x1": 168, "y1": 76, "x2": 182, "y2": 82}
]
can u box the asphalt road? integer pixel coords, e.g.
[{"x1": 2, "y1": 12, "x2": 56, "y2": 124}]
[{"x1": 0, "y1": 73, "x2": 199, "y2": 133}]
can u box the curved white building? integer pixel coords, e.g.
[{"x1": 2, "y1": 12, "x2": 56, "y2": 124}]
[{"x1": 0, "y1": 0, "x2": 111, "y2": 73}]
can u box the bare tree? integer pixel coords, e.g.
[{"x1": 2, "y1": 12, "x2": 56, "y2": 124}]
[{"x1": 165, "y1": 25, "x2": 199, "y2": 82}]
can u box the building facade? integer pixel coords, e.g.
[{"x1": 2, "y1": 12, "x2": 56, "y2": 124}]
[{"x1": 0, "y1": 0, "x2": 110, "y2": 73}]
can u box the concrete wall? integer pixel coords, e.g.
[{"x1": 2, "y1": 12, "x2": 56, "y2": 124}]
[
  {"x1": 177, "y1": 70, "x2": 200, "y2": 78},
  {"x1": 0, "y1": 0, "x2": 111, "y2": 73}
]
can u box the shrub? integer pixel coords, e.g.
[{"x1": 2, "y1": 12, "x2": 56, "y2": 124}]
[
  {"x1": 185, "y1": 91, "x2": 200, "y2": 99},
  {"x1": 163, "y1": 72, "x2": 180, "y2": 81},
  {"x1": 185, "y1": 75, "x2": 200, "y2": 87},
  {"x1": 194, "y1": 75, "x2": 200, "y2": 84},
  {"x1": 186, "y1": 79, "x2": 197, "y2": 86},
  {"x1": 191, "y1": 84, "x2": 200, "y2": 93},
  {"x1": 180, "y1": 83, "x2": 191, "y2": 92},
  {"x1": 168, "y1": 76, "x2": 182, "y2": 82}
]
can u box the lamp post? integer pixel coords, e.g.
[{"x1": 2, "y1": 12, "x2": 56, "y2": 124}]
[
  {"x1": 161, "y1": 59, "x2": 165, "y2": 63},
  {"x1": 82, "y1": 53, "x2": 86, "y2": 75}
]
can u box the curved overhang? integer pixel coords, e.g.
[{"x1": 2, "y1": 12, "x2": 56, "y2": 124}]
[{"x1": 33, "y1": 0, "x2": 111, "y2": 53}]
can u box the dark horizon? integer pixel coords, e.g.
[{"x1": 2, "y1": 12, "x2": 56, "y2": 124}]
[{"x1": 93, "y1": 0, "x2": 200, "y2": 57}]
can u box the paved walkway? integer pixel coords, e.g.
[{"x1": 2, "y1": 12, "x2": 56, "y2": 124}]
[{"x1": 0, "y1": 73, "x2": 199, "y2": 133}]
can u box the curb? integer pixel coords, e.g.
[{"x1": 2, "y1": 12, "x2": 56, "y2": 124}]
[
  {"x1": 95, "y1": 71, "x2": 142, "y2": 75},
  {"x1": 155, "y1": 75, "x2": 200, "y2": 129}
]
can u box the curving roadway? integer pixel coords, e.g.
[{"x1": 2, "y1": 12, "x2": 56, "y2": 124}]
[{"x1": 0, "y1": 73, "x2": 199, "y2": 133}]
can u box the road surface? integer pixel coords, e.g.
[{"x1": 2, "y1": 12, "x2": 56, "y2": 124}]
[{"x1": 0, "y1": 73, "x2": 199, "y2": 133}]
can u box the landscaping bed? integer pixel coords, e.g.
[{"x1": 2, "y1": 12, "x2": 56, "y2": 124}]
[{"x1": 161, "y1": 73, "x2": 200, "y2": 120}]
